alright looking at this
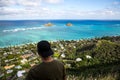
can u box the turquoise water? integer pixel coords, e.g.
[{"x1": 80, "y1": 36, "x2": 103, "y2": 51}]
[{"x1": 0, "y1": 20, "x2": 120, "y2": 47}]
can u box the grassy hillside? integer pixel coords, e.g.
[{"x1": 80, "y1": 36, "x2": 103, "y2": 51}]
[{"x1": 0, "y1": 36, "x2": 120, "y2": 80}]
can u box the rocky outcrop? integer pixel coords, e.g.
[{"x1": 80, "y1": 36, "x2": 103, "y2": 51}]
[
  {"x1": 44, "y1": 22, "x2": 53, "y2": 27},
  {"x1": 66, "y1": 23, "x2": 72, "y2": 26}
]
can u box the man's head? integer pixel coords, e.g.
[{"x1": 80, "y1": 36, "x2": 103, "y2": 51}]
[{"x1": 37, "y1": 40, "x2": 54, "y2": 58}]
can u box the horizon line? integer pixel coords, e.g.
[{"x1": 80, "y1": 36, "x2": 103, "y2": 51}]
[{"x1": 0, "y1": 19, "x2": 120, "y2": 21}]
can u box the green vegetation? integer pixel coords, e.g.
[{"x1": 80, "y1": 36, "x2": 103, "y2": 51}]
[{"x1": 0, "y1": 36, "x2": 120, "y2": 80}]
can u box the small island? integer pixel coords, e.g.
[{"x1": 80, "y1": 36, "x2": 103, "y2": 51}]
[
  {"x1": 44, "y1": 22, "x2": 53, "y2": 27},
  {"x1": 66, "y1": 23, "x2": 72, "y2": 26}
]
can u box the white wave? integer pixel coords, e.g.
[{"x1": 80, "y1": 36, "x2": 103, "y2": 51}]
[{"x1": 3, "y1": 27, "x2": 45, "y2": 32}]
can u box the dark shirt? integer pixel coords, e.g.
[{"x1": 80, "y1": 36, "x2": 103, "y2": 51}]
[{"x1": 25, "y1": 60, "x2": 66, "y2": 80}]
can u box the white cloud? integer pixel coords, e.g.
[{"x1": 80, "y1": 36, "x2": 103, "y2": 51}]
[
  {"x1": 17, "y1": 0, "x2": 41, "y2": 7},
  {"x1": 102, "y1": 10, "x2": 114, "y2": 15},
  {"x1": 0, "y1": 0, "x2": 16, "y2": 7},
  {"x1": 0, "y1": 0, "x2": 41, "y2": 7},
  {"x1": 113, "y1": 1, "x2": 120, "y2": 5},
  {"x1": 0, "y1": 0, "x2": 120, "y2": 20},
  {"x1": 1, "y1": 7, "x2": 120, "y2": 20},
  {"x1": 0, "y1": 7, "x2": 24, "y2": 15},
  {"x1": 44, "y1": 0, "x2": 64, "y2": 4}
]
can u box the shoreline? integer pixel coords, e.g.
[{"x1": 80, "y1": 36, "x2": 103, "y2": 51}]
[{"x1": 0, "y1": 35, "x2": 120, "y2": 48}]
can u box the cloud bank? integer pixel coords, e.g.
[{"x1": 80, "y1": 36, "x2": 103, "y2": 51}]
[{"x1": 0, "y1": 0, "x2": 120, "y2": 20}]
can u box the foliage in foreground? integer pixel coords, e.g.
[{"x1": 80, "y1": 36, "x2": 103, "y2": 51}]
[{"x1": 0, "y1": 36, "x2": 120, "y2": 80}]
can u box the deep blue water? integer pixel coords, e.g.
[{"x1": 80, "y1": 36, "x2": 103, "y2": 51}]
[{"x1": 0, "y1": 20, "x2": 120, "y2": 47}]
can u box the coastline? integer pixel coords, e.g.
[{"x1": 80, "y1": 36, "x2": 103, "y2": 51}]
[
  {"x1": 0, "y1": 35, "x2": 120, "y2": 79},
  {"x1": 0, "y1": 20, "x2": 120, "y2": 48},
  {"x1": 0, "y1": 35, "x2": 119, "y2": 48}
]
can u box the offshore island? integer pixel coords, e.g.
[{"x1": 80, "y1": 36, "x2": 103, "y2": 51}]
[
  {"x1": 44, "y1": 22, "x2": 54, "y2": 27},
  {"x1": 0, "y1": 36, "x2": 120, "y2": 80}
]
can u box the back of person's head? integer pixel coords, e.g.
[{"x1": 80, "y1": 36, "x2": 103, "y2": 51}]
[{"x1": 37, "y1": 40, "x2": 54, "y2": 58}]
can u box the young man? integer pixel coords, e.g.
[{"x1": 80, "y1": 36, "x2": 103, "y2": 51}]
[{"x1": 25, "y1": 40, "x2": 66, "y2": 80}]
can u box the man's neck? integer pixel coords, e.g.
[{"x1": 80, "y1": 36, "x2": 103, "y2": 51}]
[{"x1": 42, "y1": 56, "x2": 54, "y2": 63}]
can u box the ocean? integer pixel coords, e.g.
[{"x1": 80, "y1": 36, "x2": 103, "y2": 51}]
[{"x1": 0, "y1": 20, "x2": 120, "y2": 47}]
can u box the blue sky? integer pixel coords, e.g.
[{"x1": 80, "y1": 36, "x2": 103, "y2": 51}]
[{"x1": 0, "y1": 0, "x2": 120, "y2": 20}]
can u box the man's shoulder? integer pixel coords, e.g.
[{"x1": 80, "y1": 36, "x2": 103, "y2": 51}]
[
  {"x1": 29, "y1": 64, "x2": 41, "y2": 72},
  {"x1": 29, "y1": 60, "x2": 64, "y2": 71},
  {"x1": 54, "y1": 60, "x2": 64, "y2": 65},
  {"x1": 53, "y1": 60, "x2": 64, "y2": 68},
  {"x1": 31, "y1": 64, "x2": 39, "y2": 70},
  {"x1": 29, "y1": 64, "x2": 44, "y2": 75}
]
